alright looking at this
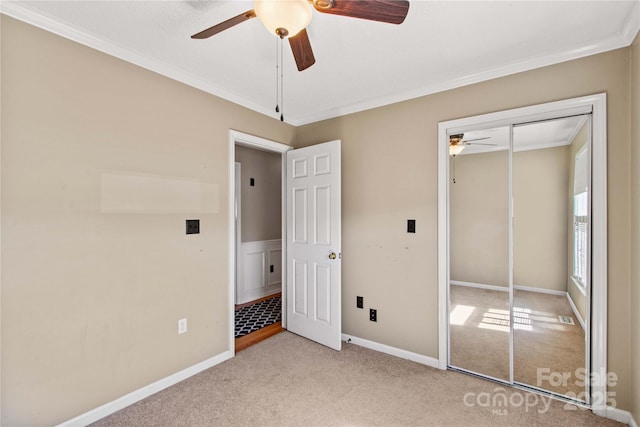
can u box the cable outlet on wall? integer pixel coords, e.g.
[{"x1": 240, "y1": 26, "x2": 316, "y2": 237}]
[
  {"x1": 178, "y1": 318, "x2": 188, "y2": 334},
  {"x1": 186, "y1": 219, "x2": 199, "y2": 234}
]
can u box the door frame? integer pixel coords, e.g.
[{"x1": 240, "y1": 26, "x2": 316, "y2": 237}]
[
  {"x1": 437, "y1": 93, "x2": 607, "y2": 414},
  {"x1": 228, "y1": 130, "x2": 292, "y2": 354},
  {"x1": 234, "y1": 162, "x2": 241, "y2": 305}
]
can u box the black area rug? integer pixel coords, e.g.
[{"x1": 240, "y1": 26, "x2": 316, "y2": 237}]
[{"x1": 235, "y1": 296, "x2": 281, "y2": 338}]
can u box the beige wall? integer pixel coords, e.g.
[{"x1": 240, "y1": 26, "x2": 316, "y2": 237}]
[
  {"x1": 296, "y1": 46, "x2": 632, "y2": 410},
  {"x1": 629, "y1": 31, "x2": 640, "y2": 426},
  {"x1": 451, "y1": 144, "x2": 570, "y2": 291},
  {"x1": 450, "y1": 150, "x2": 510, "y2": 287},
  {"x1": 0, "y1": 16, "x2": 295, "y2": 426},
  {"x1": 234, "y1": 146, "x2": 282, "y2": 242},
  {"x1": 513, "y1": 146, "x2": 569, "y2": 292}
]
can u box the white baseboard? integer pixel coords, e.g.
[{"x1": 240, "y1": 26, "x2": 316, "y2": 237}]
[
  {"x1": 450, "y1": 280, "x2": 508, "y2": 292},
  {"x1": 341, "y1": 333, "x2": 440, "y2": 369},
  {"x1": 566, "y1": 292, "x2": 586, "y2": 331},
  {"x1": 513, "y1": 284, "x2": 566, "y2": 296},
  {"x1": 57, "y1": 350, "x2": 234, "y2": 427},
  {"x1": 451, "y1": 281, "x2": 568, "y2": 296},
  {"x1": 600, "y1": 406, "x2": 638, "y2": 426}
]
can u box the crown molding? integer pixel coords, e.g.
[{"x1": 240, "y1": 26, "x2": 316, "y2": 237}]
[
  {"x1": 0, "y1": 2, "x2": 280, "y2": 123},
  {"x1": 293, "y1": 19, "x2": 638, "y2": 125},
  {"x1": 621, "y1": 0, "x2": 640, "y2": 45},
  {"x1": 292, "y1": 1, "x2": 640, "y2": 126},
  {"x1": 2, "y1": 0, "x2": 638, "y2": 127}
]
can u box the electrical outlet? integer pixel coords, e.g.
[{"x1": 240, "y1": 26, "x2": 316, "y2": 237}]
[
  {"x1": 407, "y1": 219, "x2": 416, "y2": 233},
  {"x1": 356, "y1": 296, "x2": 364, "y2": 309},
  {"x1": 370, "y1": 309, "x2": 377, "y2": 322},
  {"x1": 178, "y1": 318, "x2": 188, "y2": 334}
]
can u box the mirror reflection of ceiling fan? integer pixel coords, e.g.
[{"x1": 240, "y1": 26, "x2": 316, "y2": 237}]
[
  {"x1": 449, "y1": 133, "x2": 496, "y2": 156},
  {"x1": 191, "y1": 0, "x2": 410, "y2": 72}
]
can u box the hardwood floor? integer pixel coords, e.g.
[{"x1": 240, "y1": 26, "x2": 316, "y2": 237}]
[
  {"x1": 235, "y1": 292, "x2": 283, "y2": 352},
  {"x1": 234, "y1": 292, "x2": 280, "y2": 310},
  {"x1": 235, "y1": 321, "x2": 284, "y2": 352}
]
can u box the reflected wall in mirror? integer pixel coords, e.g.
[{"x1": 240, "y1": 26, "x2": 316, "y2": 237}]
[
  {"x1": 449, "y1": 126, "x2": 510, "y2": 381},
  {"x1": 513, "y1": 116, "x2": 590, "y2": 401}
]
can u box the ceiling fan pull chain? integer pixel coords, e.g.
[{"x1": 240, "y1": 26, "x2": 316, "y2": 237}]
[
  {"x1": 452, "y1": 155, "x2": 457, "y2": 184},
  {"x1": 275, "y1": 38, "x2": 280, "y2": 114},
  {"x1": 280, "y1": 37, "x2": 284, "y2": 122}
]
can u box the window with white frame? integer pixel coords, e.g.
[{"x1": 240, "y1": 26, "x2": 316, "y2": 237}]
[{"x1": 573, "y1": 146, "x2": 589, "y2": 288}]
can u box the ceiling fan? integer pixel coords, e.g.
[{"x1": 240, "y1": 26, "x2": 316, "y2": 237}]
[
  {"x1": 191, "y1": 0, "x2": 411, "y2": 72},
  {"x1": 449, "y1": 133, "x2": 496, "y2": 184},
  {"x1": 449, "y1": 133, "x2": 496, "y2": 156}
]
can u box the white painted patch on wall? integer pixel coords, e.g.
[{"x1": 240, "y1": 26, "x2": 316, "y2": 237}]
[{"x1": 100, "y1": 172, "x2": 220, "y2": 213}]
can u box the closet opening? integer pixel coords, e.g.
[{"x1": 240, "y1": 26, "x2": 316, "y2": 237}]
[{"x1": 437, "y1": 94, "x2": 607, "y2": 415}]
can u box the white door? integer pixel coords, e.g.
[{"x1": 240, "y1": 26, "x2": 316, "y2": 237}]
[{"x1": 286, "y1": 140, "x2": 341, "y2": 350}]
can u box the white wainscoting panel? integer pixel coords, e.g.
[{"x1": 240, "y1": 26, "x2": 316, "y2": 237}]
[
  {"x1": 268, "y1": 247, "x2": 282, "y2": 286},
  {"x1": 237, "y1": 239, "x2": 282, "y2": 304}
]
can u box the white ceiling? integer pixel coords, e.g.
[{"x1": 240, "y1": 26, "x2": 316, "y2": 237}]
[{"x1": 2, "y1": 1, "x2": 639, "y2": 126}]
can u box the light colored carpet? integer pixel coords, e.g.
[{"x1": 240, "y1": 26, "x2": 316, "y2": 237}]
[
  {"x1": 450, "y1": 286, "x2": 511, "y2": 381},
  {"x1": 513, "y1": 289, "x2": 585, "y2": 397},
  {"x1": 91, "y1": 332, "x2": 620, "y2": 426},
  {"x1": 450, "y1": 286, "x2": 585, "y2": 398}
]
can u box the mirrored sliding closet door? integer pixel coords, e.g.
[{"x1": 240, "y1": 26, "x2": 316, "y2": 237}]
[
  {"x1": 512, "y1": 117, "x2": 590, "y2": 401},
  {"x1": 448, "y1": 126, "x2": 511, "y2": 382},
  {"x1": 448, "y1": 113, "x2": 592, "y2": 404}
]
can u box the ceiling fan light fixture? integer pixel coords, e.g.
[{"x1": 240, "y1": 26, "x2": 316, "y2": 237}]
[
  {"x1": 313, "y1": 0, "x2": 335, "y2": 10},
  {"x1": 449, "y1": 144, "x2": 465, "y2": 156},
  {"x1": 254, "y1": 0, "x2": 313, "y2": 38}
]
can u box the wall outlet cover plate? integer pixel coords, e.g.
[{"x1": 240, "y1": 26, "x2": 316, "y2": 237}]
[{"x1": 186, "y1": 219, "x2": 200, "y2": 234}]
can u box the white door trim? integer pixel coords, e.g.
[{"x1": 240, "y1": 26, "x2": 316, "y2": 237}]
[
  {"x1": 228, "y1": 130, "x2": 292, "y2": 354},
  {"x1": 437, "y1": 93, "x2": 607, "y2": 411},
  {"x1": 234, "y1": 162, "x2": 241, "y2": 305}
]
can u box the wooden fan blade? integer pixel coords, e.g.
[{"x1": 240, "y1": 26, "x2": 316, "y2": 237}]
[
  {"x1": 314, "y1": 0, "x2": 410, "y2": 24},
  {"x1": 191, "y1": 10, "x2": 256, "y2": 39},
  {"x1": 289, "y1": 29, "x2": 316, "y2": 71}
]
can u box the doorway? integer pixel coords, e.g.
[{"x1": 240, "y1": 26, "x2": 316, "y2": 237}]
[
  {"x1": 234, "y1": 146, "x2": 283, "y2": 350},
  {"x1": 228, "y1": 130, "x2": 292, "y2": 352},
  {"x1": 437, "y1": 94, "x2": 608, "y2": 414},
  {"x1": 228, "y1": 131, "x2": 343, "y2": 354}
]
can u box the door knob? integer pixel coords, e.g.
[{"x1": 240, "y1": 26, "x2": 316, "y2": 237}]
[{"x1": 329, "y1": 252, "x2": 337, "y2": 260}]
